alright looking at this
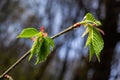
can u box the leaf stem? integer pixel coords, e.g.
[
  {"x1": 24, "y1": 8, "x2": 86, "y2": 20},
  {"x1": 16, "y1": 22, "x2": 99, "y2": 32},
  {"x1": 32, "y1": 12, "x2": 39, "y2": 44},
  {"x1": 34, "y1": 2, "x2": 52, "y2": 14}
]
[{"x1": 0, "y1": 22, "x2": 82, "y2": 79}]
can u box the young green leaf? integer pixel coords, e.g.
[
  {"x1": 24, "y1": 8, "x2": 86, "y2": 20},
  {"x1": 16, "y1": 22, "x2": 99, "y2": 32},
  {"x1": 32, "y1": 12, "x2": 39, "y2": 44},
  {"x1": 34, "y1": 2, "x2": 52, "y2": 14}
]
[
  {"x1": 35, "y1": 37, "x2": 54, "y2": 64},
  {"x1": 84, "y1": 26, "x2": 95, "y2": 61},
  {"x1": 37, "y1": 42, "x2": 50, "y2": 64},
  {"x1": 85, "y1": 26, "x2": 104, "y2": 62},
  {"x1": 29, "y1": 36, "x2": 40, "y2": 61},
  {"x1": 85, "y1": 26, "x2": 93, "y2": 47},
  {"x1": 85, "y1": 13, "x2": 102, "y2": 26},
  {"x1": 89, "y1": 44, "x2": 95, "y2": 62},
  {"x1": 81, "y1": 13, "x2": 104, "y2": 62},
  {"x1": 86, "y1": 13, "x2": 96, "y2": 22},
  {"x1": 45, "y1": 37, "x2": 55, "y2": 50},
  {"x1": 17, "y1": 28, "x2": 39, "y2": 38},
  {"x1": 35, "y1": 39, "x2": 44, "y2": 64},
  {"x1": 91, "y1": 27, "x2": 104, "y2": 62}
]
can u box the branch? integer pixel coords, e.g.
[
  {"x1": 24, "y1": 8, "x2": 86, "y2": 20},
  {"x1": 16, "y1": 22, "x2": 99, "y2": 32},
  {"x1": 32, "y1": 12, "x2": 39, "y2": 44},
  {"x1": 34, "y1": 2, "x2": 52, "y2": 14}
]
[{"x1": 0, "y1": 22, "x2": 81, "y2": 79}]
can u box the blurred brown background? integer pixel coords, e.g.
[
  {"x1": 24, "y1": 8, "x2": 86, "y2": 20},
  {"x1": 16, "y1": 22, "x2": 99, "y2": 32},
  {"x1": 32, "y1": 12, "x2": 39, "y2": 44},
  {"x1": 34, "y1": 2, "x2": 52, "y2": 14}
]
[{"x1": 0, "y1": 0, "x2": 120, "y2": 80}]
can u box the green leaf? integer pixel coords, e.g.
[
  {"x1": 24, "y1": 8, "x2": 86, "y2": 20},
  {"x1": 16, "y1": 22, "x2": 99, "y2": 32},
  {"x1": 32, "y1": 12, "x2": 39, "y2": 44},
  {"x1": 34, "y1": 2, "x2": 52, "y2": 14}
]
[
  {"x1": 17, "y1": 28, "x2": 39, "y2": 38},
  {"x1": 35, "y1": 38, "x2": 44, "y2": 64},
  {"x1": 84, "y1": 26, "x2": 95, "y2": 61},
  {"x1": 89, "y1": 44, "x2": 95, "y2": 62},
  {"x1": 91, "y1": 27, "x2": 104, "y2": 62},
  {"x1": 83, "y1": 25, "x2": 104, "y2": 62},
  {"x1": 29, "y1": 36, "x2": 40, "y2": 61},
  {"x1": 85, "y1": 13, "x2": 102, "y2": 26},
  {"x1": 85, "y1": 26, "x2": 92, "y2": 47},
  {"x1": 17, "y1": 27, "x2": 55, "y2": 64},
  {"x1": 45, "y1": 37, "x2": 55, "y2": 50},
  {"x1": 28, "y1": 35, "x2": 55, "y2": 64},
  {"x1": 82, "y1": 13, "x2": 104, "y2": 62},
  {"x1": 86, "y1": 13, "x2": 96, "y2": 22},
  {"x1": 35, "y1": 37, "x2": 54, "y2": 64}
]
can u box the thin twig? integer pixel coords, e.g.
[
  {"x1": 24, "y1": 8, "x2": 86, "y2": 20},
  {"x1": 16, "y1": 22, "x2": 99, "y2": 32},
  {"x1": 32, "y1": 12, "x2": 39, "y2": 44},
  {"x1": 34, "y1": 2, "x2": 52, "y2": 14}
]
[
  {"x1": 0, "y1": 50, "x2": 30, "y2": 78},
  {"x1": 0, "y1": 22, "x2": 81, "y2": 79}
]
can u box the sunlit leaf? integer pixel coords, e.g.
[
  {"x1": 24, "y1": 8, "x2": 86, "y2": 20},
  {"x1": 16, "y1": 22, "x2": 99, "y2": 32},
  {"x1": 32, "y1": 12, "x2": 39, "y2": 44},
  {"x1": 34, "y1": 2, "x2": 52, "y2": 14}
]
[
  {"x1": 85, "y1": 26, "x2": 104, "y2": 62},
  {"x1": 85, "y1": 26, "x2": 92, "y2": 47},
  {"x1": 82, "y1": 13, "x2": 104, "y2": 62},
  {"x1": 85, "y1": 13, "x2": 102, "y2": 26},
  {"x1": 83, "y1": 26, "x2": 103, "y2": 62},
  {"x1": 17, "y1": 28, "x2": 39, "y2": 38},
  {"x1": 86, "y1": 13, "x2": 96, "y2": 22},
  {"x1": 91, "y1": 27, "x2": 104, "y2": 62}
]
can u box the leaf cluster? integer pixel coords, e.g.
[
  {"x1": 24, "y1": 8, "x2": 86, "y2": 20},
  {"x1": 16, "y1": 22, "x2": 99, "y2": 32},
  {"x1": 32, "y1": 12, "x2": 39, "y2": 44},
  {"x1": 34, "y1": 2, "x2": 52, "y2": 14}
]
[
  {"x1": 81, "y1": 13, "x2": 104, "y2": 62},
  {"x1": 17, "y1": 28, "x2": 54, "y2": 64}
]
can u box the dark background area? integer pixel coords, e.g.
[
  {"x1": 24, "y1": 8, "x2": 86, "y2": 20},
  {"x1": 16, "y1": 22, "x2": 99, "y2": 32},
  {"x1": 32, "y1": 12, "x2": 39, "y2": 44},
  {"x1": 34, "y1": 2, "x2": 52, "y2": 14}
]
[{"x1": 0, "y1": 0, "x2": 120, "y2": 80}]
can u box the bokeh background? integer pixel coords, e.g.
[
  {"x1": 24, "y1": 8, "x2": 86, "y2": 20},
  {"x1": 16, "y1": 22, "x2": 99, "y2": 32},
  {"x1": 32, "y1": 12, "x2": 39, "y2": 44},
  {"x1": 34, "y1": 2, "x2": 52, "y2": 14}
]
[{"x1": 0, "y1": 0, "x2": 120, "y2": 80}]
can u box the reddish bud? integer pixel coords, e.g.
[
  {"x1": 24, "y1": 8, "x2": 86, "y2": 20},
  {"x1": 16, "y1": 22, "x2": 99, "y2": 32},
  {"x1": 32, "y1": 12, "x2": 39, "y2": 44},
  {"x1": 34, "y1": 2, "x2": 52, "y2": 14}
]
[
  {"x1": 40, "y1": 26, "x2": 45, "y2": 32},
  {"x1": 30, "y1": 26, "x2": 48, "y2": 41}
]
